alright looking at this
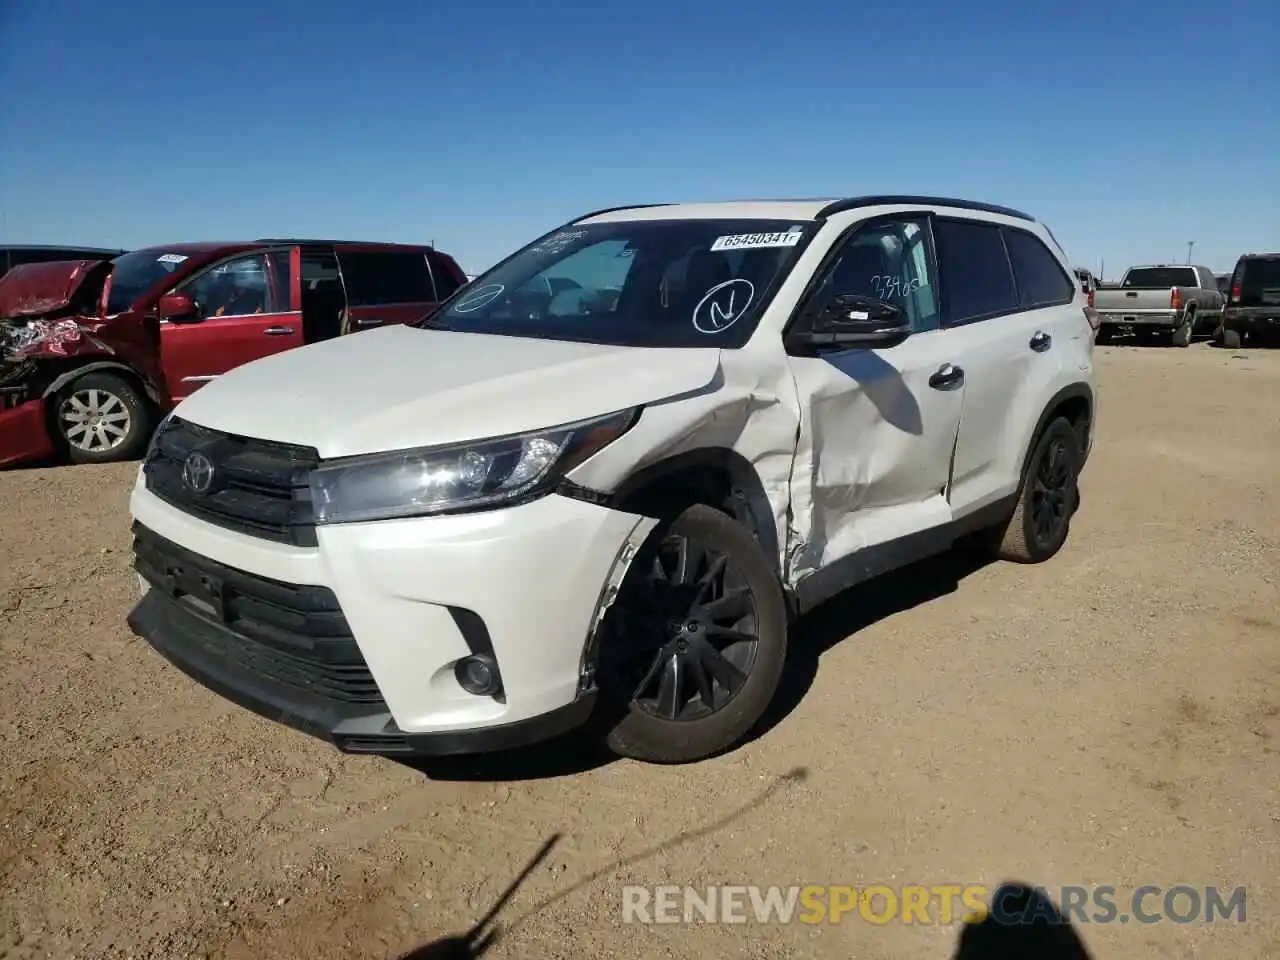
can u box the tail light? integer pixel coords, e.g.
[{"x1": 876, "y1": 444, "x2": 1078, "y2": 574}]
[
  {"x1": 1170, "y1": 288, "x2": 1183, "y2": 311},
  {"x1": 1230, "y1": 283, "x2": 1241, "y2": 303},
  {"x1": 1087, "y1": 288, "x2": 1095, "y2": 309},
  {"x1": 1084, "y1": 306, "x2": 1101, "y2": 331}
]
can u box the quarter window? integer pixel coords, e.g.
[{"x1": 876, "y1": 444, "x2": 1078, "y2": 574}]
[
  {"x1": 180, "y1": 254, "x2": 283, "y2": 318},
  {"x1": 1004, "y1": 229, "x2": 1075, "y2": 308},
  {"x1": 934, "y1": 220, "x2": 1018, "y2": 323},
  {"x1": 337, "y1": 251, "x2": 436, "y2": 305},
  {"x1": 809, "y1": 219, "x2": 940, "y2": 332}
]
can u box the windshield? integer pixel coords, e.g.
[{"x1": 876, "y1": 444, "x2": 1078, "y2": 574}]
[
  {"x1": 105, "y1": 250, "x2": 194, "y2": 314},
  {"x1": 1122, "y1": 267, "x2": 1197, "y2": 288},
  {"x1": 420, "y1": 219, "x2": 814, "y2": 347}
]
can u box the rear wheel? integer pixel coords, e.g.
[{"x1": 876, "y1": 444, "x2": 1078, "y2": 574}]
[
  {"x1": 1171, "y1": 312, "x2": 1194, "y2": 347},
  {"x1": 593, "y1": 504, "x2": 787, "y2": 764},
  {"x1": 55, "y1": 372, "x2": 153, "y2": 464},
  {"x1": 980, "y1": 417, "x2": 1080, "y2": 564},
  {"x1": 1222, "y1": 327, "x2": 1243, "y2": 349}
]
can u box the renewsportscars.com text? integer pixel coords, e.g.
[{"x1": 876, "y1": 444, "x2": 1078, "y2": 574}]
[{"x1": 621, "y1": 884, "x2": 1246, "y2": 926}]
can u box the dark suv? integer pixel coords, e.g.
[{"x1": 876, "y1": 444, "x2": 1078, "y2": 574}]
[
  {"x1": 1221, "y1": 253, "x2": 1280, "y2": 347},
  {"x1": 1, "y1": 245, "x2": 126, "y2": 279}
]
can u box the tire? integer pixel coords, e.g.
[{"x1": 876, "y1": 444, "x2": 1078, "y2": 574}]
[
  {"x1": 981, "y1": 417, "x2": 1081, "y2": 564},
  {"x1": 592, "y1": 504, "x2": 788, "y2": 764},
  {"x1": 1172, "y1": 312, "x2": 1194, "y2": 347},
  {"x1": 1222, "y1": 327, "x2": 1243, "y2": 349},
  {"x1": 55, "y1": 372, "x2": 154, "y2": 465}
]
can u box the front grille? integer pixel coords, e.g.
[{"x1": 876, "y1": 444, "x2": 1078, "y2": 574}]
[
  {"x1": 144, "y1": 417, "x2": 319, "y2": 546},
  {"x1": 132, "y1": 522, "x2": 383, "y2": 706}
]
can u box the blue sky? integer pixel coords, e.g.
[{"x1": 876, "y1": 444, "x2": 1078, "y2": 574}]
[{"x1": 1, "y1": 0, "x2": 1276, "y2": 277}]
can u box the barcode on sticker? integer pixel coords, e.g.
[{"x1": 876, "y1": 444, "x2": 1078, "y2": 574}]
[{"x1": 710, "y1": 231, "x2": 803, "y2": 252}]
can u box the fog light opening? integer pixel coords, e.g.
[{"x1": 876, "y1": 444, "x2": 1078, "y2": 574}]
[{"x1": 455, "y1": 654, "x2": 502, "y2": 697}]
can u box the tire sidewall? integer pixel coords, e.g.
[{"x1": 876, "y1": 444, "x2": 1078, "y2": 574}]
[
  {"x1": 56, "y1": 373, "x2": 153, "y2": 465},
  {"x1": 598, "y1": 504, "x2": 788, "y2": 764},
  {"x1": 1018, "y1": 418, "x2": 1080, "y2": 561}
]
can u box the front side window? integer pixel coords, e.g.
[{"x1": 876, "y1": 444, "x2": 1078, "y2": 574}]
[
  {"x1": 178, "y1": 253, "x2": 284, "y2": 318},
  {"x1": 1004, "y1": 229, "x2": 1075, "y2": 308},
  {"x1": 420, "y1": 219, "x2": 815, "y2": 348},
  {"x1": 934, "y1": 219, "x2": 1018, "y2": 323},
  {"x1": 807, "y1": 218, "x2": 940, "y2": 332}
]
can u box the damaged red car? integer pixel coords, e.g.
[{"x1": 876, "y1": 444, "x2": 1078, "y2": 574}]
[{"x1": 0, "y1": 239, "x2": 466, "y2": 468}]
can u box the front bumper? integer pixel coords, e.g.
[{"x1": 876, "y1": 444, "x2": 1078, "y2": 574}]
[
  {"x1": 0, "y1": 398, "x2": 54, "y2": 468},
  {"x1": 128, "y1": 481, "x2": 655, "y2": 756}
]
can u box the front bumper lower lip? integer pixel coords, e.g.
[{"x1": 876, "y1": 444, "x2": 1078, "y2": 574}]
[{"x1": 127, "y1": 589, "x2": 597, "y2": 757}]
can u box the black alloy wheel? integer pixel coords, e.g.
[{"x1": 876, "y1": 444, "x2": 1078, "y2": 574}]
[
  {"x1": 1030, "y1": 433, "x2": 1074, "y2": 551},
  {"x1": 593, "y1": 504, "x2": 788, "y2": 763}
]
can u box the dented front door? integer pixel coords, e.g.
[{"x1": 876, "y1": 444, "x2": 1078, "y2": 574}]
[{"x1": 783, "y1": 216, "x2": 964, "y2": 579}]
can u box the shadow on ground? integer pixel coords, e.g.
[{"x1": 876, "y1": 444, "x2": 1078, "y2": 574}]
[
  {"x1": 397, "y1": 768, "x2": 808, "y2": 958},
  {"x1": 743, "y1": 545, "x2": 992, "y2": 746},
  {"x1": 953, "y1": 883, "x2": 1093, "y2": 959}
]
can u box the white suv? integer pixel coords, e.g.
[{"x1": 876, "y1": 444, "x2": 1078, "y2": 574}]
[{"x1": 127, "y1": 196, "x2": 1098, "y2": 764}]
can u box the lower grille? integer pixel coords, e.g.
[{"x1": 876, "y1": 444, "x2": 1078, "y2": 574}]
[
  {"x1": 143, "y1": 417, "x2": 319, "y2": 546},
  {"x1": 132, "y1": 522, "x2": 383, "y2": 706}
]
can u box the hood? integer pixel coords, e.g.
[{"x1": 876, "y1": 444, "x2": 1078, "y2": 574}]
[
  {"x1": 0, "y1": 259, "x2": 111, "y2": 319},
  {"x1": 172, "y1": 325, "x2": 723, "y2": 458}
]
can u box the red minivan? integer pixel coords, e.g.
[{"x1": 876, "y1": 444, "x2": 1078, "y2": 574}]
[{"x1": 0, "y1": 239, "x2": 466, "y2": 467}]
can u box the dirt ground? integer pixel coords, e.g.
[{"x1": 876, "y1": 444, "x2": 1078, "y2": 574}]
[{"x1": 1, "y1": 341, "x2": 1278, "y2": 960}]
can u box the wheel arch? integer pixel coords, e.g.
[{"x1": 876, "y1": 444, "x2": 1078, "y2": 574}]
[
  {"x1": 1020, "y1": 382, "x2": 1094, "y2": 481},
  {"x1": 42, "y1": 361, "x2": 162, "y2": 408},
  {"x1": 604, "y1": 446, "x2": 782, "y2": 578}
]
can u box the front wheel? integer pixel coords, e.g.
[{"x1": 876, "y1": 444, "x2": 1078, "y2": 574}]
[
  {"x1": 592, "y1": 504, "x2": 788, "y2": 764},
  {"x1": 55, "y1": 372, "x2": 153, "y2": 464}
]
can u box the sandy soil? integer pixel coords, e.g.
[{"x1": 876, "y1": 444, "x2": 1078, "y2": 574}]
[{"x1": 1, "y1": 341, "x2": 1277, "y2": 960}]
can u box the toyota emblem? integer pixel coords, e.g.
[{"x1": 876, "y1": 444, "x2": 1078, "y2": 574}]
[{"x1": 182, "y1": 451, "x2": 216, "y2": 495}]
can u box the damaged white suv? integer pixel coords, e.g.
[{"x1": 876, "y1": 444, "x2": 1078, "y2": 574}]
[{"x1": 128, "y1": 196, "x2": 1098, "y2": 764}]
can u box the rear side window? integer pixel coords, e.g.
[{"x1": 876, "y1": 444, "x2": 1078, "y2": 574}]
[
  {"x1": 337, "y1": 250, "x2": 436, "y2": 305},
  {"x1": 1004, "y1": 229, "x2": 1075, "y2": 308},
  {"x1": 934, "y1": 219, "x2": 1018, "y2": 323}
]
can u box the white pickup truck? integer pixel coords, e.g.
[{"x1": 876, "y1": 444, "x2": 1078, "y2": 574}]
[
  {"x1": 126, "y1": 195, "x2": 1098, "y2": 765},
  {"x1": 1094, "y1": 264, "x2": 1224, "y2": 346}
]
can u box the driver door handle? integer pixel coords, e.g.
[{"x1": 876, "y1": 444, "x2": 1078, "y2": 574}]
[
  {"x1": 928, "y1": 363, "x2": 964, "y2": 390},
  {"x1": 263, "y1": 326, "x2": 295, "y2": 336},
  {"x1": 1030, "y1": 331, "x2": 1052, "y2": 352}
]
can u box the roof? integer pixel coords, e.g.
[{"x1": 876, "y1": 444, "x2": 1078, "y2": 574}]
[
  {"x1": 1, "y1": 244, "x2": 125, "y2": 254},
  {"x1": 578, "y1": 195, "x2": 1036, "y2": 225}
]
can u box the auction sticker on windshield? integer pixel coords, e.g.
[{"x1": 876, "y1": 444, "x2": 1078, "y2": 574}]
[
  {"x1": 710, "y1": 229, "x2": 803, "y2": 252},
  {"x1": 156, "y1": 254, "x2": 189, "y2": 265}
]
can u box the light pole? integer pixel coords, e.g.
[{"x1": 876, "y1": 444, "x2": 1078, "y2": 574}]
[{"x1": 1186, "y1": 241, "x2": 1195, "y2": 265}]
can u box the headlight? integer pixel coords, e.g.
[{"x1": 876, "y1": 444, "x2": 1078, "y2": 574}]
[{"x1": 310, "y1": 408, "x2": 638, "y2": 525}]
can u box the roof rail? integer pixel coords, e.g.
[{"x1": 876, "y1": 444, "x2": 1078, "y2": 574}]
[
  {"x1": 816, "y1": 195, "x2": 1035, "y2": 222},
  {"x1": 573, "y1": 202, "x2": 670, "y2": 221},
  {"x1": 253, "y1": 238, "x2": 434, "y2": 248}
]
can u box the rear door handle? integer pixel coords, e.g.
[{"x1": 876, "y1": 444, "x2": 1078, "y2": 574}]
[
  {"x1": 928, "y1": 363, "x2": 964, "y2": 390},
  {"x1": 263, "y1": 326, "x2": 294, "y2": 336},
  {"x1": 1030, "y1": 331, "x2": 1052, "y2": 352}
]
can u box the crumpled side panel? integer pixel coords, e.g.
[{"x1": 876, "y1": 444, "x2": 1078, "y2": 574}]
[
  {"x1": 4, "y1": 318, "x2": 116, "y2": 361},
  {"x1": 565, "y1": 347, "x2": 805, "y2": 584}
]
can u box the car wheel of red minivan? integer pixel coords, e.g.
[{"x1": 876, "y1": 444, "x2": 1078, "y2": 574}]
[{"x1": 55, "y1": 372, "x2": 154, "y2": 465}]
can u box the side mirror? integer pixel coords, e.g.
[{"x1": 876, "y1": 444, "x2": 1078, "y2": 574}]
[
  {"x1": 157, "y1": 291, "x2": 199, "y2": 323},
  {"x1": 791, "y1": 294, "x2": 911, "y2": 350}
]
